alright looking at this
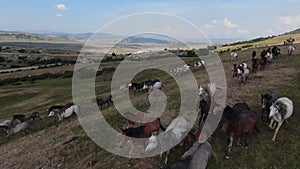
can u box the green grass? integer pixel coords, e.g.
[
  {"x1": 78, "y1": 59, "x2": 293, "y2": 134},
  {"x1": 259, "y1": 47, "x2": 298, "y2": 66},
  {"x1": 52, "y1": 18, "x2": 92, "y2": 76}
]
[{"x1": 0, "y1": 48, "x2": 299, "y2": 168}]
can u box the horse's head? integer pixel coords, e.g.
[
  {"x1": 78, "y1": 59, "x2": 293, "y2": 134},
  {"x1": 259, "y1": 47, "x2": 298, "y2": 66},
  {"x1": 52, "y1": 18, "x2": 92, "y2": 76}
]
[
  {"x1": 48, "y1": 111, "x2": 55, "y2": 117},
  {"x1": 143, "y1": 83, "x2": 148, "y2": 90},
  {"x1": 199, "y1": 85, "x2": 205, "y2": 97},
  {"x1": 145, "y1": 134, "x2": 159, "y2": 153},
  {"x1": 261, "y1": 94, "x2": 268, "y2": 110}
]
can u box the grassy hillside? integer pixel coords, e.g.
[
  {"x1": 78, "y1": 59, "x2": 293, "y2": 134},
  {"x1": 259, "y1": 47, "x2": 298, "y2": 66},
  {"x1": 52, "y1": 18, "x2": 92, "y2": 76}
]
[
  {"x1": 0, "y1": 40, "x2": 299, "y2": 169},
  {"x1": 218, "y1": 28, "x2": 300, "y2": 51}
]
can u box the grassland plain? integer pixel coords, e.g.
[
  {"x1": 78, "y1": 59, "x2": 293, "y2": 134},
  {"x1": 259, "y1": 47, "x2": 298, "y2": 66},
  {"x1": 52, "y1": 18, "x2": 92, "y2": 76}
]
[{"x1": 0, "y1": 43, "x2": 299, "y2": 169}]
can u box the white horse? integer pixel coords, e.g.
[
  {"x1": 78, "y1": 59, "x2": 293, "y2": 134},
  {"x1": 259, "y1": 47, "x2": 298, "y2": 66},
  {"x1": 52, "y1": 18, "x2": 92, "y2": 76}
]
[
  {"x1": 237, "y1": 66, "x2": 249, "y2": 85},
  {"x1": 144, "y1": 81, "x2": 163, "y2": 94},
  {"x1": 199, "y1": 83, "x2": 217, "y2": 100},
  {"x1": 231, "y1": 52, "x2": 238, "y2": 61},
  {"x1": 57, "y1": 105, "x2": 81, "y2": 122},
  {"x1": 265, "y1": 52, "x2": 273, "y2": 63},
  {"x1": 239, "y1": 63, "x2": 248, "y2": 69},
  {"x1": 171, "y1": 64, "x2": 191, "y2": 76},
  {"x1": 145, "y1": 116, "x2": 190, "y2": 164},
  {"x1": 6, "y1": 121, "x2": 29, "y2": 137},
  {"x1": 288, "y1": 46, "x2": 295, "y2": 55},
  {"x1": 269, "y1": 97, "x2": 293, "y2": 142}
]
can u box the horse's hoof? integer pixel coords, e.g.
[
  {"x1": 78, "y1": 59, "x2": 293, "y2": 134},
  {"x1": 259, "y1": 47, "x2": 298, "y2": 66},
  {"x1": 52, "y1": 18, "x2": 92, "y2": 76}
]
[{"x1": 225, "y1": 155, "x2": 230, "y2": 160}]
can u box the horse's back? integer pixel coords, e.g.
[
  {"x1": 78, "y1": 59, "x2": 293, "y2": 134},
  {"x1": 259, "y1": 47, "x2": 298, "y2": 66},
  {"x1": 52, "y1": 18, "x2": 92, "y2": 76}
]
[
  {"x1": 182, "y1": 141, "x2": 212, "y2": 169},
  {"x1": 276, "y1": 97, "x2": 293, "y2": 118}
]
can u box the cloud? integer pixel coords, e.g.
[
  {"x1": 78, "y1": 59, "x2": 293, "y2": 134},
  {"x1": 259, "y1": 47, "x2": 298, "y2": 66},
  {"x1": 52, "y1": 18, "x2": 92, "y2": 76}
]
[
  {"x1": 278, "y1": 14, "x2": 300, "y2": 26},
  {"x1": 237, "y1": 28, "x2": 250, "y2": 35},
  {"x1": 55, "y1": 4, "x2": 69, "y2": 10},
  {"x1": 56, "y1": 14, "x2": 62, "y2": 17},
  {"x1": 211, "y1": 19, "x2": 218, "y2": 24},
  {"x1": 223, "y1": 17, "x2": 238, "y2": 28}
]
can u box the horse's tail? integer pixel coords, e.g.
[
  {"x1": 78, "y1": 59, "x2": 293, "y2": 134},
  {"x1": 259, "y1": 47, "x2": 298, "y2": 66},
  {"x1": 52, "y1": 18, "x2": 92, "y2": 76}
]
[{"x1": 157, "y1": 118, "x2": 166, "y2": 131}]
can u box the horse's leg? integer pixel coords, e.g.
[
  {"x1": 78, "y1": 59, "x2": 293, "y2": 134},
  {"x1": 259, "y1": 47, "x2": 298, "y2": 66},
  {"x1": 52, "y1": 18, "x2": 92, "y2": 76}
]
[
  {"x1": 198, "y1": 112, "x2": 203, "y2": 126},
  {"x1": 203, "y1": 111, "x2": 208, "y2": 123},
  {"x1": 164, "y1": 150, "x2": 170, "y2": 164},
  {"x1": 128, "y1": 144, "x2": 134, "y2": 166},
  {"x1": 268, "y1": 119, "x2": 275, "y2": 129},
  {"x1": 225, "y1": 135, "x2": 234, "y2": 159},
  {"x1": 244, "y1": 133, "x2": 250, "y2": 148},
  {"x1": 272, "y1": 121, "x2": 283, "y2": 142},
  {"x1": 236, "y1": 137, "x2": 242, "y2": 147}
]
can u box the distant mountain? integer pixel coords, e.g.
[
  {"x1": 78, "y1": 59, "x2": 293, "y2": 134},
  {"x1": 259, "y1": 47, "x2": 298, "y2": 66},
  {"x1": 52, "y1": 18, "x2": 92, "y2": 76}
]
[
  {"x1": 0, "y1": 31, "x2": 64, "y2": 42},
  {"x1": 121, "y1": 36, "x2": 169, "y2": 44}
]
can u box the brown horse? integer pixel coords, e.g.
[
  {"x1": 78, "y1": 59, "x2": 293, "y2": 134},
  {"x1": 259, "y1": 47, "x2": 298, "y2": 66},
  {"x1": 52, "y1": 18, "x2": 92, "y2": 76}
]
[
  {"x1": 119, "y1": 118, "x2": 165, "y2": 166},
  {"x1": 180, "y1": 127, "x2": 202, "y2": 149},
  {"x1": 122, "y1": 111, "x2": 144, "y2": 128},
  {"x1": 220, "y1": 103, "x2": 258, "y2": 159}
]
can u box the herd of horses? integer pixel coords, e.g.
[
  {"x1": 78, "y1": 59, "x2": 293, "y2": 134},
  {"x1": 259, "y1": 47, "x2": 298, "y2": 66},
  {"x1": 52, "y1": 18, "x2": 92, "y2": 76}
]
[
  {"x1": 231, "y1": 45, "x2": 296, "y2": 86},
  {"x1": 0, "y1": 43, "x2": 297, "y2": 169}
]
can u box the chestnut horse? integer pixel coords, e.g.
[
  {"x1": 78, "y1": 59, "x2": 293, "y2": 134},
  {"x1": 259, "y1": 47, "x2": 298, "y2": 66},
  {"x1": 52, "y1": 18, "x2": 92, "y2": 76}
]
[
  {"x1": 119, "y1": 118, "x2": 165, "y2": 166},
  {"x1": 221, "y1": 109, "x2": 258, "y2": 159}
]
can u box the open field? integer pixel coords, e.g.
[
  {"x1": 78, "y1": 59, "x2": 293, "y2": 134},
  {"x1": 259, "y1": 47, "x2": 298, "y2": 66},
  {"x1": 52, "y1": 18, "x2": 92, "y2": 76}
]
[{"x1": 0, "y1": 41, "x2": 299, "y2": 169}]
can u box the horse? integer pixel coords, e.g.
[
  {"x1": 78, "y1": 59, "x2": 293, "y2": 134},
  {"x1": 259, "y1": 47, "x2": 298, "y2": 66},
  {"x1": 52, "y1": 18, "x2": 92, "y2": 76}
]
[
  {"x1": 264, "y1": 52, "x2": 273, "y2": 64},
  {"x1": 261, "y1": 91, "x2": 279, "y2": 121},
  {"x1": 171, "y1": 64, "x2": 192, "y2": 76},
  {"x1": 143, "y1": 80, "x2": 163, "y2": 94},
  {"x1": 57, "y1": 105, "x2": 81, "y2": 122},
  {"x1": 220, "y1": 108, "x2": 258, "y2": 159},
  {"x1": 122, "y1": 111, "x2": 144, "y2": 128},
  {"x1": 251, "y1": 58, "x2": 259, "y2": 73},
  {"x1": 180, "y1": 127, "x2": 203, "y2": 149},
  {"x1": 198, "y1": 100, "x2": 210, "y2": 126},
  {"x1": 144, "y1": 79, "x2": 160, "y2": 87},
  {"x1": 161, "y1": 141, "x2": 212, "y2": 169},
  {"x1": 237, "y1": 65, "x2": 249, "y2": 85},
  {"x1": 232, "y1": 64, "x2": 238, "y2": 77},
  {"x1": 6, "y1": 121, "x2": 29, "y2": 138},
  {"x1": 272, "y1": 46, "x2": 280, "y2": 58},
  {"x1": 194, "y1": 61, "x2": 205, "y2": 69},
  {"x1": 93, "y1": 95, "x2": 113, "y2": 109},
  {"x1": 259, "y1": 50, "x2": 268, "y2": 70},
  {"x1": 0, "y1": 120, "x2": 12, "y2": 134},
  {"x1": 129, "y1": 82, "x2": 146, "y2": 95},
  {"x1": 284, "y1": 38, "x2": 294, "y2": 45},
  {"x1": 268, "y1": 97, "x2": 293, "y2": 142},
  {"x1": 145, "y1": 116, "x2": 191, "y2": 164},
  {"x1": 48, "y1": 105, "x2": 64, "y2": 117},
  {"x1": 288, "y1": 46, "x2": 295, "y2": 56},
  {"x1": 199, "y1": 83, "x2": 216, "y2": 100},
  {"x1": 119, "y1": 118, "x2": 165, "y2": 166},
  {"x1": 231, "y1": 52, "x2": 238, "y2": 61},
  {"x1": 12, "y1": 111, "x2": 41, "y2": 122}
]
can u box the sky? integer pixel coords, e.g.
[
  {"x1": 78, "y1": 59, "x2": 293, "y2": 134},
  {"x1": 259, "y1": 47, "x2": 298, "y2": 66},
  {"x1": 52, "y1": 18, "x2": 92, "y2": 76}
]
[{"x1": 1, "y1": 0, "x2": 300, "y2": 40}]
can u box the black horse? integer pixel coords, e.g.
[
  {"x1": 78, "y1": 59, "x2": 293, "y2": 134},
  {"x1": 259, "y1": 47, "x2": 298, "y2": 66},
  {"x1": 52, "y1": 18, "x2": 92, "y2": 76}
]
[
  {"x1": 13, "y1": 111, "x2": 41, "y2": 122},
  {"x1": 198, "y1": 100, "x2": 210, "y2": 126},
  {"x1": 261, "y1": 91, "x2": 279, "y2": 121},
  {"x1": 95, "y1": 95, "x2": 113, "y2": 109},
  {"x1": 129, "y1": 82, "x2": 145, "y2": 95}
]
